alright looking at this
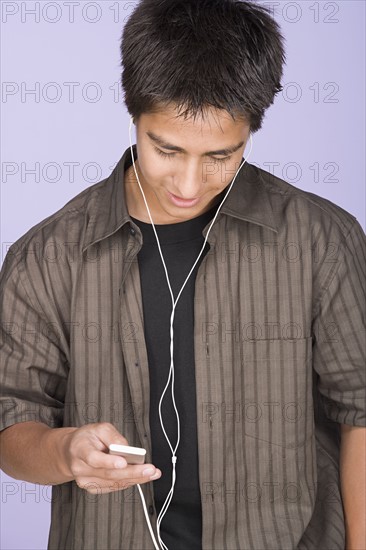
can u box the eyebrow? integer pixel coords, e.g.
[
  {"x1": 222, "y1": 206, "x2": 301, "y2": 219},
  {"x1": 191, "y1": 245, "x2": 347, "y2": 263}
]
[{"x1": 146, "y1": 131, "x2": 244, "y2": 156}]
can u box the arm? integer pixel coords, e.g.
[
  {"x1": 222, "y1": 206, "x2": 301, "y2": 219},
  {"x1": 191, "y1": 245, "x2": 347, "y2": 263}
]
[
  {"x1": 0, "y1": 420, "x2": 161, "y2": 493},
  {"x1": 340, "y1": 424, "x2": 366, "y2": 550},
  {"x1": 0, "y1": 421, "x2": 77, "y2": 484},
  {"x1": 310, "y1": 220, "x2": 366, "y2": 547},
  {"x1": 0, "y1": 242, "x2": 161, "y2": 493}
]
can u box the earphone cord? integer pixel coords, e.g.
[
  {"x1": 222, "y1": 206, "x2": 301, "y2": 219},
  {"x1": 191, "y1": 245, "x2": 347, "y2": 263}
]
[{"x1": 129, "y1": 117, "x2": 253, "y2": 550}]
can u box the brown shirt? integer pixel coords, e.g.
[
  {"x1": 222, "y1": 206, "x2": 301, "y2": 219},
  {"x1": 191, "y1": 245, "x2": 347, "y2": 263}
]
[{"x1": 1, "y1": 144, "x2": 365, "y2": 549}]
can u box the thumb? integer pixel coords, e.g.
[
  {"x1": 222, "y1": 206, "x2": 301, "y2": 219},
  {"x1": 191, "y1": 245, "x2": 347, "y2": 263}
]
[{"x1": 94, "y1": 422, "x2": 130, "y2": 450}]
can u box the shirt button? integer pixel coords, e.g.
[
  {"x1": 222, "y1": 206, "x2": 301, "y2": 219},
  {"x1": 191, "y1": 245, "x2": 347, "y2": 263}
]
[
  {"x1": 148, "y1": 505, "x2": 154, "y2": 516},
  {"x1": 130, "y1": 227, "x2": 136, "y2": 236}
]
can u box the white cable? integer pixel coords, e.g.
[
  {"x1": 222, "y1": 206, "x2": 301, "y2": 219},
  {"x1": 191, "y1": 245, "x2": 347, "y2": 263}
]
[
  {"x1": 128, "y1": 116, "x2": 253, "y2": 550},
  {"x1": 137, "y1": 483, "x2": 162, "y2": 550}
]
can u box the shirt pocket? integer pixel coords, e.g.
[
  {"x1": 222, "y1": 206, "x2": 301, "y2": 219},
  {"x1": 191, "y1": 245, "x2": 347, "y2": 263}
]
[{"x1": 242, "y1": 336, "x2": 314, "y2": 450}]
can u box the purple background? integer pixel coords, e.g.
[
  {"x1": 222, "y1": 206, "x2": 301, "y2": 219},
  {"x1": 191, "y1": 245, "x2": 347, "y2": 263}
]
[{"x1": 1, "y1": 1, "x2": 365, "y2": 548}]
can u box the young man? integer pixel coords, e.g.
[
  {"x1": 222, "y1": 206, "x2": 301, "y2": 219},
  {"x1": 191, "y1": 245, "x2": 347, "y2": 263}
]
[{"x1": 1, "y1": 1, "x2": 365, "y2": 549}]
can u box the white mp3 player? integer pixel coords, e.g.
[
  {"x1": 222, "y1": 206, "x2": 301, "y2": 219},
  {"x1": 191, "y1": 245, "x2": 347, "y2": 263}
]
[{"x1": 108, "y1": 443, "x2": 147, "y2": 465}]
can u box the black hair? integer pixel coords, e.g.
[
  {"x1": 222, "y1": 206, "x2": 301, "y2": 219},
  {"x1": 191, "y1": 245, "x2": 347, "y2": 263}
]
[{"x1": 120, "y1": 0, "x2": 286, "y2": 133}]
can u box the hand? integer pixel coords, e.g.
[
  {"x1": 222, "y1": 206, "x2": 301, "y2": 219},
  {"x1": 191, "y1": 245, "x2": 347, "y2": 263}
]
[{"x1": 62, "y1": 422, "x2": 162, "y2": 494}]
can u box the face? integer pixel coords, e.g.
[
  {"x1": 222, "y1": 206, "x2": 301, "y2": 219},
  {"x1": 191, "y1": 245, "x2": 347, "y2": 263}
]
[{"x1": 125, "y1": 104, "x2": 251, "y2": 224}]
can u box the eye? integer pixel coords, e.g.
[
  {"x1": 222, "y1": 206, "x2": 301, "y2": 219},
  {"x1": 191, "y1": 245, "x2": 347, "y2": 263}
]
[
  {"x1": 213, "y1": 156, "x2": 231, "y2": 164},
  {"x1": 153, "y1": 146, "x2": 231, "y2": 163},
  {"x1": 154, "y1": 146, "x2": 176, "y2": 159}
]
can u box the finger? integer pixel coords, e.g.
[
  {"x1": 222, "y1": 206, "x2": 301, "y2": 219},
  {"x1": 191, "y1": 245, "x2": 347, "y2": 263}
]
[
  {"x1": 84, "y1": 448, "x2": 129, "y2": 471},
  {"x1": 79, "y1": 423, "x2": 130, "y2": 455},
  {"x1": 85, "y1": 465, "x2": 162, "y2": 483},
  {"x1": 77, "y1": 480, "x2": 142, "y2": 494},
  {"x1": 93, "y1": 422, "x2": 130, "y2": 449},
  {"x1": 82, "y1": 452, "x2": 160, "y2": 480},
  {"x1": 76, "y1": 472, "x2": 161, "y2": 494},
  {"x1": 101, "y1": 464, "x2": 162, "y2": 482}
]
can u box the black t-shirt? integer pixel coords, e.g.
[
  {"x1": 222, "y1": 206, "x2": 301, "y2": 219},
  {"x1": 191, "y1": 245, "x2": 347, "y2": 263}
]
[{"x1": 131, "y1": 201, "x2": 221, "y2": 549}]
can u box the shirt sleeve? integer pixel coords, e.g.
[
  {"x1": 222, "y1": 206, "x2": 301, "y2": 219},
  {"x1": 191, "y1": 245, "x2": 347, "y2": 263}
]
[
  {"x1": 312, "y1": 218, "x2": 366, "y2": 427},
  {"x1": 0, "y1": 244, "x2": 70, "y2": 431}
]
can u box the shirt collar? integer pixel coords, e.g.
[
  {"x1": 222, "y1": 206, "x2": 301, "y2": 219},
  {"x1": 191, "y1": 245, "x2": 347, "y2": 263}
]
[{"x1": 82, "y1": 144, "x2": 279, "y2": 254}]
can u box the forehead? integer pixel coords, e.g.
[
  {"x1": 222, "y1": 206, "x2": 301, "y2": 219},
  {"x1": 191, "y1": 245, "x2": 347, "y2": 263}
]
[
  {"x1": 138, "y1": 106, "x2": 248, "y2": 154},
  {"x1": 143, "y1": 104, "x2": 244, "y2": 131}
]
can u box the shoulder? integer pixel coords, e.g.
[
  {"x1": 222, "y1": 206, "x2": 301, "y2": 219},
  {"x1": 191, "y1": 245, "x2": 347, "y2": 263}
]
[
  {"x1": 255, "y1": 164, "x2": 360, "y2": 242},
  {"x1": 2, "y1": 177, "x2": 110, "y2": 275}
]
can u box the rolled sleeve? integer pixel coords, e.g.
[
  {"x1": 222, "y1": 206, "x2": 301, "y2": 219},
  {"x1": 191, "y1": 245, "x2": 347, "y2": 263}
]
[
  {"x1": 312, "y1": 219, "x2": 366, "y2": 427},
  {"x1": 0, "y1": 244, "x2": 69, "y2": 431}
]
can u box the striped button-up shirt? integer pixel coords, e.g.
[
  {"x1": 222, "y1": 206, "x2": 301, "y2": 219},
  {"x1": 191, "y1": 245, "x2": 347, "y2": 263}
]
[{"x1": 1, "y1": 144, "x2": 365, "y2": 549}]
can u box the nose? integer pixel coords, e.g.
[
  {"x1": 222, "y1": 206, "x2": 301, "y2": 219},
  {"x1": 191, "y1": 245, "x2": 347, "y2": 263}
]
[{"x1": 174, "y1": 160, "x2": 204, "y2": 199}]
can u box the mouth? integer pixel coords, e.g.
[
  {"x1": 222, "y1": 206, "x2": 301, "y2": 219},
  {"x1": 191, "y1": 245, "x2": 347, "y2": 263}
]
[{"x1": 167, "y1": 192, "x2": 200, "y2": 208}]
